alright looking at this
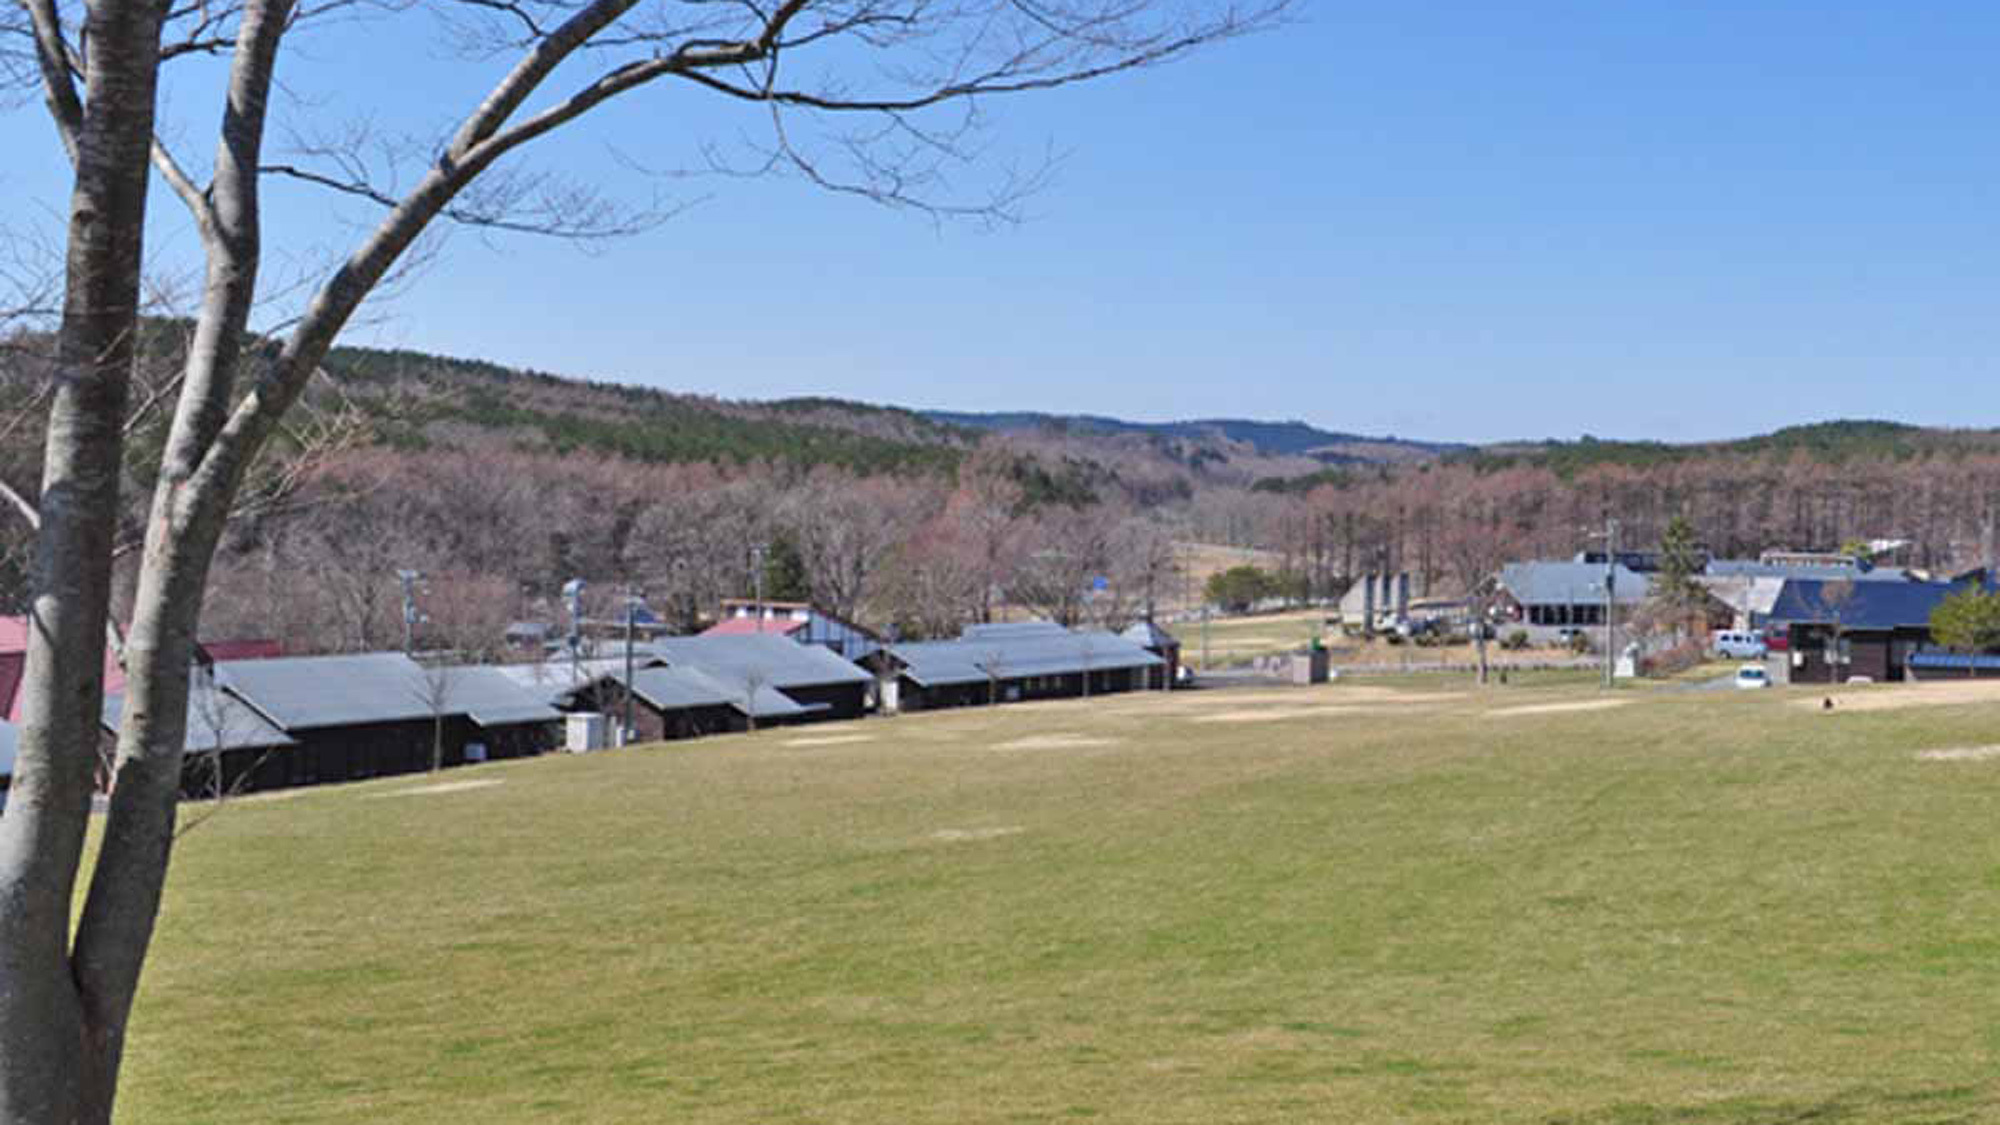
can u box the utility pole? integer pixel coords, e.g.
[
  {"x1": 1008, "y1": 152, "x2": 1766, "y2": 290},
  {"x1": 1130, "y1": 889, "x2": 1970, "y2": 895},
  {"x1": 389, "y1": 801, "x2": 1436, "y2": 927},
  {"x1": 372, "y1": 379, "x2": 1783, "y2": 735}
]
[
  {"x1": 622, "y1": 586, "x2": 644, "y2": 747},
  {"x1": 1597, "y1": 519, "x2": 1619, "y2": 689},
  {"x1": 750, "y1": 543, "x2": 768, "y2": 628}
]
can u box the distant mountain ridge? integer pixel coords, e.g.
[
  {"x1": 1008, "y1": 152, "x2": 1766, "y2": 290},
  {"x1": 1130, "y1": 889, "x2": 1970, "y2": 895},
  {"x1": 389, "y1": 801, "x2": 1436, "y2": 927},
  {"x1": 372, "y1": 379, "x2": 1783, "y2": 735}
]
[{"x1": 920, "y1": 410, "x2": 1468, "y2": 465}]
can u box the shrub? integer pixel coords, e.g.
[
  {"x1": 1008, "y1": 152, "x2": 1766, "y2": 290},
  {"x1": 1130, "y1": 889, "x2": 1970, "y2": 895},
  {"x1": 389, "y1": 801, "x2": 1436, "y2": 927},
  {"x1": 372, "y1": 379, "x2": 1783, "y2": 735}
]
[{"x1": 1501, "y1": 630, "x2": 1530, "y2": 651}]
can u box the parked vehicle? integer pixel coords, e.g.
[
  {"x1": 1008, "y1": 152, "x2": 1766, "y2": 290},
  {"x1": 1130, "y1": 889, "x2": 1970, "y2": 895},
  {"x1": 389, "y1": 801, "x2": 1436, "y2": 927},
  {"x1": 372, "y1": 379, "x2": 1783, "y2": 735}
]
[
  {"x1": 1713, "y1": 630, "x2": 1768, "y2": 659},
  {"x1": 1763, "y1": 624, "x2": 1790, "y2": 652},
  {"x1": 1734, "y1": 663, "x2": 1771, "y2": 690}
]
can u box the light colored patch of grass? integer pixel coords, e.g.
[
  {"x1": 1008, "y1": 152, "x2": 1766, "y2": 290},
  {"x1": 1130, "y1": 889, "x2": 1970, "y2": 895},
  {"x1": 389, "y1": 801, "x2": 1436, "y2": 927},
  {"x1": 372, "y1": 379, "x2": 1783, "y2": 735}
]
[
  {"x1": 1488, "y1": 699, "x2": 1629, "y2": 718},
  {"x1": 113, "y1": 677, "x2": 2000, "y2": 1123},
  {"x1": 990, "y1": 733, "x2": 1120, "y2": 750}
]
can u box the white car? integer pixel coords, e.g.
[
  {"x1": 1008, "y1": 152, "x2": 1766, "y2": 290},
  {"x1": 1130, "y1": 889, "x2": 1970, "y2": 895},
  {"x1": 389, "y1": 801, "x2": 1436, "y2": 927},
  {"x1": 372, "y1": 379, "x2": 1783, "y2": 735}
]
[
  {"x1": 1713, "y1": 630, "x2": 1769, "y2": 660},
  {"x1": 1733, "y1": 664, "x2": 1770, "y2": 690}
]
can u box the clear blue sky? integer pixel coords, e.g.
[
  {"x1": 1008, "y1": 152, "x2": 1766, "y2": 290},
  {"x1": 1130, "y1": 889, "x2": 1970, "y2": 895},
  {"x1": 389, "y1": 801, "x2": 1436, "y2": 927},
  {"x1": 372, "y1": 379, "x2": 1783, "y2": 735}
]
[{"x1": 7, "y1": 3, "x2": 2000, "y2": 444}]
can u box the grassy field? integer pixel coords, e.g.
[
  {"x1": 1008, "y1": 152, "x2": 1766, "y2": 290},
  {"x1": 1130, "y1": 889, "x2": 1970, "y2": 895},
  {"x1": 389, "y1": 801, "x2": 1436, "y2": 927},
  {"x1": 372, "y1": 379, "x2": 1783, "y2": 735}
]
[{"x1": 115, "y1": 676, "x2": 2000, "y2": 1123}]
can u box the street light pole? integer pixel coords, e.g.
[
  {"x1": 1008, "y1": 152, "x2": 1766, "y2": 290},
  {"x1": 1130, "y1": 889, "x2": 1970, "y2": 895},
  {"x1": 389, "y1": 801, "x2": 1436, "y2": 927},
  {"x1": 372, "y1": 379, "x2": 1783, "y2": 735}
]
[
  {"x1": 397, "y1": 569, "x2": 423, "y2": 655},
  {"x1": 562, "y1": 577, "x2": 587, "y2": 693}
]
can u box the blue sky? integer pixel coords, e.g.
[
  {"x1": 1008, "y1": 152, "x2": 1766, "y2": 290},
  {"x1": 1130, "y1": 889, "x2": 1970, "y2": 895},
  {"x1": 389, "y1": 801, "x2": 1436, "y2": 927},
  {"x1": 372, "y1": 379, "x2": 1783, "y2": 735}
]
[{"x1": 6, "y1": 2, "x2": 2000, "y2": 443}]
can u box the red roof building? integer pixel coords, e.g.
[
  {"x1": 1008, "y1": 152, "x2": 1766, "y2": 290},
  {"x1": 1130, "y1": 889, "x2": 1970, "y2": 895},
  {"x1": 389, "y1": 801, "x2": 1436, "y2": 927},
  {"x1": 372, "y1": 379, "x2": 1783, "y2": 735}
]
[{"x1": 0, "y1": 617, "x2": 279, "y2": 722}]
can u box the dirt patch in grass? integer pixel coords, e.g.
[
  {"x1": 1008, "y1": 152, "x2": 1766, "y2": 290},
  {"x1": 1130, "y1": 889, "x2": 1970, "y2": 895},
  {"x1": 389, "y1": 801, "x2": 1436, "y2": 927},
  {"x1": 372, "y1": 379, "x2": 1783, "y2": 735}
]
[
  {"x1": 1490, "y1": 700, "x2": 1628, "y2": 718},
  {"x1": 1917, "y1": 746, "x2": 2000, "y2": 762},
  {"x1": 783, "y1": 734, "x2": 874, "y2": 747},
  {"x1": 1192, "y1": 706, "x2": 1378, "y2": 724},
  {"x1": 1796, "y1": 680, "x2": 2000, "y2": 713},
  {"x1": 931, "y1": 826, "x2": 1025, "y2": 842},
  {"x1": 368, "y1": 779, "x2": 504, "y2": 798},
  {"x1": 992, "y1": 734, "x2": 1120, "y2": 751}
]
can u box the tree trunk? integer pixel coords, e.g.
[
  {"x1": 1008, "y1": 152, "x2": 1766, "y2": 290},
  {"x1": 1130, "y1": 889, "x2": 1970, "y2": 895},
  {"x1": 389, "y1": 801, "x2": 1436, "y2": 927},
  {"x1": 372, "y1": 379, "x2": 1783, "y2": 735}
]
[{"x1": 0, "y1": 2, "x2": 169, "y2": 1120}]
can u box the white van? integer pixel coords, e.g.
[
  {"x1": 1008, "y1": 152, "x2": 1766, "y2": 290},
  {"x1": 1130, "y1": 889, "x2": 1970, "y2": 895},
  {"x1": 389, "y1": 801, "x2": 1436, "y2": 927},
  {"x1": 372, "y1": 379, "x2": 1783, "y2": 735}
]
[{"x1": 1712, "y1": 630, "x2": 1768, "y2": 659}]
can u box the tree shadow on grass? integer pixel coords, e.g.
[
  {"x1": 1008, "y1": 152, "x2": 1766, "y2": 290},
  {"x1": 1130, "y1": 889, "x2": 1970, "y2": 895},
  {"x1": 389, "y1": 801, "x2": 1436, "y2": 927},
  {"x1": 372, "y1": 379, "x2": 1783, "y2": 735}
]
[{"x1": 1548, "y1": 1083, "x2": 1994, "y2": 1125}]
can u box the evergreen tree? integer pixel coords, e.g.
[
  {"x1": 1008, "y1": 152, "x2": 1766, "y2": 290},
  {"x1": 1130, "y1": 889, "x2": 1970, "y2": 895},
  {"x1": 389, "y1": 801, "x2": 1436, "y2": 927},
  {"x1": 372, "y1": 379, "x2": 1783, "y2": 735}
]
[
  {"x1": 1648, "y1": 515, "x2": 1708, "y2": 634},
  {"x1": 1929, "y1": 586, "x2": 2000, "y2": 677}
]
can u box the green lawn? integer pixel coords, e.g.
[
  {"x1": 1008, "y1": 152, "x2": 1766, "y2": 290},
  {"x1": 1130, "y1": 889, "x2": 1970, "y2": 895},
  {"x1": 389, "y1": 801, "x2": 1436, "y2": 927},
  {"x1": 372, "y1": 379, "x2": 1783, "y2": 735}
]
[{"x1": 116, "y1": 678, "x2": 2000, "y2": 1123}]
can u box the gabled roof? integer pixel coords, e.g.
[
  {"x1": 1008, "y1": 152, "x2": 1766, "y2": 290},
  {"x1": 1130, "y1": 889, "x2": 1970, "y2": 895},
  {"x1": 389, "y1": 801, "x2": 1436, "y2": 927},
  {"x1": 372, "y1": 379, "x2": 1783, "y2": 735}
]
[
  {"x1": 435, "y1": 666, "x2": 565, "y2": 727},
  {"x1": 216, "y1": 653, "x2": 439, "y2": 729},
  {"x1": 492, "y1": 655, "x2": 669, "y2": 704},
  {"x1": 622, "y1": 665, "x2": 806, "y2": 719},
  {"x1": 103, "y1": 680, "x2": 297, "y2": 754},
  {"x1": 215, "y1": 653, "x2": 558, "y2": 731},
  {"x1": 890, "y1": 626, "x2": 1165, "y2": 688},
  {"x1": 646, "y1": 634, "x2": 871, "y2": 689},
  {"x1": 1765, "y1": 578, "x2": 1971, "y2": 630},
  {"x1": 1120, "y1": 620, "x2": 1180, "y2": 649},
  {"x1": 883, "y1": 641, "x2": 992, "y2": 687},
  {"x1": 1498, "y1": 561, "x2": 1653, "y2": 606}
]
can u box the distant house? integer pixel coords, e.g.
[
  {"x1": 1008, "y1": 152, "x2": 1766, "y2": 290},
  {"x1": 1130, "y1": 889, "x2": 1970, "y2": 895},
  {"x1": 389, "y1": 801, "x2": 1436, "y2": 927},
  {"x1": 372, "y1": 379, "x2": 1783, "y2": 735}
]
[
  {"x1": 0, "y1": 616, "x2": 123, "y2": 722},
  {"x1": 886, "y1": 621, "x2": 1165, "y2": 712},
  {"x1": 1119, "y1": 620, "x2": 1181, "y2": 687},
  {"x1": 705, "y1": 600, "x2": 883, "y2": 663},
  {"x1": 102, "y1": 675, "x2": 297, "y2": 799},
  {"x1": 502, "y1": 633, "x2": 873, "y2": 739},
  {"x1": 211, "y1": 653, "x2": 561, "y2": 791},
  {"x1": 1764, "y1": 577, "x2": 1973, "y2": 683},
  {"x1": 1495, "y1": 559, "x2": 1652, "y2": 644},
  {"x1": 1337, "y1": 574, "x2": 1411, "y2": 631},
  {"x1": 1700, "y1": 554, "x2": 1913, "y2": 631},
  {"x1": 0, "y1": 619, "x2": 278, "y2": 725},
  {"x1": 647, "y1": 634, "x2": 872, "y2": 720}
]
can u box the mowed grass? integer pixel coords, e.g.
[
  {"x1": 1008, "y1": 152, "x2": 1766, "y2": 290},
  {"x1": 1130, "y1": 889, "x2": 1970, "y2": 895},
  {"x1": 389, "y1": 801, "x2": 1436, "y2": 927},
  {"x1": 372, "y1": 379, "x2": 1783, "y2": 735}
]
[
  {"x1": 1186, "y1": 609, "x2": 1330, "y2": 667},
  {"x1": 115, "y1": 678, "x2": 2000, "y2": 1123}
]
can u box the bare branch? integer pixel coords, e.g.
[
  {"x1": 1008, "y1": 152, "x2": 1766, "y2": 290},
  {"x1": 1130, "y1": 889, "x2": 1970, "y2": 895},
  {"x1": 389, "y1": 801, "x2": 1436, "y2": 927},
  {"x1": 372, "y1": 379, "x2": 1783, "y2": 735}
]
[{"x1": 19, "y1": 0, "x2": 82, "y2": 162}]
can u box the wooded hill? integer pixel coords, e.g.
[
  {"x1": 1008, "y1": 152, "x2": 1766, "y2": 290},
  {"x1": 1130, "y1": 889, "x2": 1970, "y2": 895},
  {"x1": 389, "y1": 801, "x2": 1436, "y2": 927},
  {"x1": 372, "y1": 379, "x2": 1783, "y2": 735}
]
[{"x1": 8, "y1": 326, "x2": 2000, "y2": 658}]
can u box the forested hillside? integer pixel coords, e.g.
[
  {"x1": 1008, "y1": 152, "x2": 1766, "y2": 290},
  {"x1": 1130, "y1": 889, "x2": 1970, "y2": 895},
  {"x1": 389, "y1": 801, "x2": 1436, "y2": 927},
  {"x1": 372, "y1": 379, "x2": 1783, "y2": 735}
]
[{"x1": 5, "y1": 326, "x2": 2000, "y2": 658}]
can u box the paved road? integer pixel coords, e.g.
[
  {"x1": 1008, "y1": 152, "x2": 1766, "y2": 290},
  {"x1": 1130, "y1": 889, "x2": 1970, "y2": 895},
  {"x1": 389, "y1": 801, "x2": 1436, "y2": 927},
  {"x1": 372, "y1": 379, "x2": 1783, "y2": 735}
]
[{"x1": 1669, "y1": 673, "x2": 1741, "y2": 693}]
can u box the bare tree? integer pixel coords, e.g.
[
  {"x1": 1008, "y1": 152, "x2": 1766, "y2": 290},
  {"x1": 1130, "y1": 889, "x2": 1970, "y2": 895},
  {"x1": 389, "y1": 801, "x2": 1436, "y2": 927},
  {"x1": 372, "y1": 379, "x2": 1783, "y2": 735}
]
[
  {"x1": 412, "y1": 659, "x2": 459, "y2": 773},
  {"x1": 0, "y1": 0, "x2": 1282, "y2": 1114},
  {"x1": 785, "y1": 471, "x2": 940, "y2": 624},
  {"x1": 741, "y1": 666, "x2": 770, "y2": 733}
]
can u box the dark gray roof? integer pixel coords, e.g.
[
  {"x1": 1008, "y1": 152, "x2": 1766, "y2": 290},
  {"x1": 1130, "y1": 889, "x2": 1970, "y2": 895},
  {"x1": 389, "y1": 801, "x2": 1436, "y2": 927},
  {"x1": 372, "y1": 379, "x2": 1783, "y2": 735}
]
[
  {"x1": 103, "y1": 680, "x2": 297, "y2": 754},
  {"x1": 435, "y1": 665, "x2": 565, "y2": 727},
  {"x1": 216, "y1": 653, "x2": 438, "y2": 729},
  {"x1": 624, "y1": 666, "x2": 806, "y2": 719},
  {"x1": 216, "y1": 653, "x2": 558, "y2": 731},
  {"x1": 1499, "y1": 561, "x2": 1653, "y2": 606},
  {"x1": 493, "y1": 656, "x2": 668, "y2": 705},
  {"x1": 0, "y1": 720, "x2": 15, "y2": 779},
  {"x1": 645, "y1": 634, "x2": 870, "y2": 690},
  {"x1": 884, "y1": 641, "x2": 992, "y2": 687},
  {"x1": 891, "y1": 627, "x2": 1164, "y2": 688},
  {"x1": 1767, "y1": 578, "x2": 1973, "y2": 630}
]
